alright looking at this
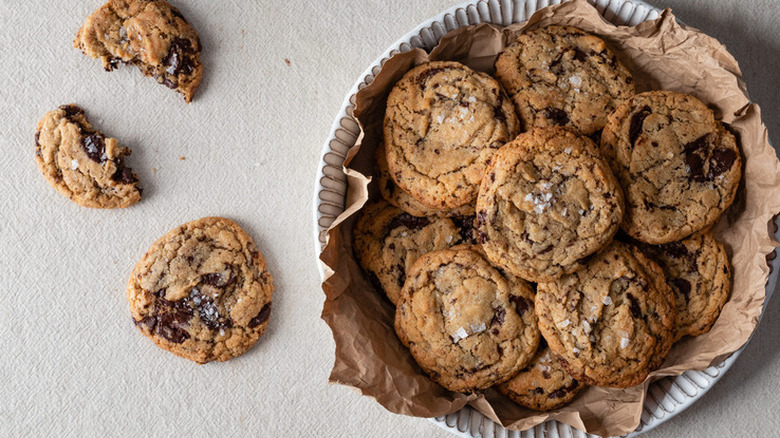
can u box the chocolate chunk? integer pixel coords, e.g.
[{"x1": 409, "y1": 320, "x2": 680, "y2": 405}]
[
  {"x1": 387, "y1": 213, "x2": 430, "y2": 234},
  {"x1": 544, "y1": 108, "x2": 570, "y2": 126},
  {"x1": 534, "y1": 387, "x2": 546, "y2": 395},
  {"x1": 670, "y1": 278, "x2": 692, "y2": 302},
  {"x1": 548, "y1": 388, "x2": 567, "y2": 399},
  {"x1": 572, "y1": 48, "x2": 589, "y2": 62},
  {"x1": 627, "y1": 293, "x2": 642, "y2": 319},
  {"x1": 417, "y1": 67, "x2": 446, "y2": 90},
  {"x1": 248, "y1": 303, "x2": 272, "y2": 328},
  {"x1": 684, "y1": 151, "x2": 707, "y2": 182},
  {"x1": 59, "y1": 104, "x2": 84, "y2": 118},
  {"x1": 629, "y1": 106, "x2": 652, "y2": 145},
  {"x1": 490, "y1": 306, "x2": 506, "y2": 326},
  {"x1": 509, "y1": 295, "x2": 530, "y2": 316},
  {"x1": 201, "y1": 270, "x2": 236, "y2": 288},
  {"x1": 111, "y1": 157, "x2": 138, "y2": 184},
  {"x1": 452, "y1": 216, "x2": 477, "y2": 244},
  {"x1": 708, "y1": 148, "x2": 737, "y2": 179},
  {"x1": 661, "y1": 242, "x2": 689, "y2": 258},
  {"x1": 155, "y1": 313, "x2": 190, "y2": 343},
  {"x1": 163, "y1": 38, "x2": 196, "y2": 76},
  {"x1": 134, "y1": 315, "x2": 157, "y2": 331},
  {"x1": 82, "y1": 134, "x2": 107, "y2": 163}
]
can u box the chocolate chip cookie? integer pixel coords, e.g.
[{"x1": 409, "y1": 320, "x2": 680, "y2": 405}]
[
  {"x1": 495, "y1": 25, "x2": 634, "y2": 135},
  {"x1": 127, "y1": 217, "x2": 274, "y2": 364},
  {"x1": 35, "y1": 104, "x2": 141, "y2": 208},
  {"x1": 535, "y1": 241, "x2": 676, "y2": 388},
  {"x1": 394, "y1": 245, "x2": 539, "y2": 393},
  {"x1": 384, "y1": 61, "x2": 521, "y2": 210},
  {"x1": 600, "y1": 91, "x2": 742, "y2": 244},
  {"x1": 640, "y1": 231, "x2": 731, "y2": 340},
  {"x1": 495, "y1": 342, "x2": 585, "y2": 411},
  {"x1": 74, "y1": 0, "x2": 203, "y2": 103},
  {"x1": 353, "y1": 201, "x2": 467, "y2": 305},
  {"x1": 476, "y1": 127, "x2": 624, "y2": 282},
  {"x1": 377, "y1": 143, "x2": 475, "y2": 218}
]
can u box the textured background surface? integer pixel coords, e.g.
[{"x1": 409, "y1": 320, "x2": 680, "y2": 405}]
[{"x1": 0, "y1": 0, "x2": 777, "y2": 437}]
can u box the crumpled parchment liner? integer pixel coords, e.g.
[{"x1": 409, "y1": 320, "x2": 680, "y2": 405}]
[{"x1": 319, "y1": 0, "x2": 780, "y2": 435}]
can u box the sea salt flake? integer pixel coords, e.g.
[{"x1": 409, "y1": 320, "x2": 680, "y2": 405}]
[
  {"x1": 562, "y1": 207, "x2": 568, "y2": 217},
  {"x1": 436, "y1": 113, "x2": 446, "y2": 124},
  {"x1": 564, "y1": 147, "x2": 572, "y2": 154},
  {"x1": 569, "y1": 75, "x2": 583, "y2": 88},
  {"x1": 556, "y1": 319, "x2": 571, "y2": 328},
  {"x1": 70, "y1": 159, "x2": 79, "y2": 170},
  {"x1": 219, "y1": 329, "x2": 225, "y2": 336},
  {"x1": 572, "y1": 347, "x2": 581, "y2": 354},
  {"x1": 446, "y1": 235, "x2": 454, "y2": 244},
  {"x1": 468, "y1": 96, "x2": 476, "y2": 103},
  {"x1": 602, "y1": 296, "x2": 613, "y2": 305},
  {"x1": 401, "y1": 231, "x2": 408, "y2": 237},
  {"x1": 524, "y1": 193, "x2": 534, "y2": 202},
  {"x1": 581, "y1": 320, "x2": 592, "y2": 333},
  {"x1": 470, "y1": 322, "x2": 487, "y2": 335},
  {"x1": 451, "y1": 327, "x2": 469, "y2": 343},
  {"x1": 620, "y1": 337, "x2": 630, "y2": 349}
]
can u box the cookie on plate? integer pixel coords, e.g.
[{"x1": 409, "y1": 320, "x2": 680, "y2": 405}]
[
  {"x1": 600, "y1": 91, "x2": 742, "y2": 244},
  {"x1": 127, "y1": 217, "x2": 274, "y2": 364},
  {"x1": 353, "y1": 201, "x2": 467, "y2": 305},
  {"x1": 495, "y1": 25, "x2": 634, "y2": 135},
  {"x1": 394, "y1": 245, "x2": 539, "y2": 393},
  {"x1": 640, "y1": 231, "x2": 731, "y2": 340},
  {"x1": 35, "y1": 104, "x2": 141, "y2": 208},
  {"x1": 476, "y1": 127, "x2": 624, "y2": 282},
  {"x1": 495, "y1": 342, "x2": 585, "y2": 411},
  {"x1": 377, "y1": 143, "x2": 475, "y2": 218},
  {"x1": 384, "y1": 61, "x2": 521, "y2": 210},
  {"x1": 535, "y1": 241, "x2": 676, "y2": 388},
  {"x1": 74, "y1": 0, "x2": 203, "y2": 102}
]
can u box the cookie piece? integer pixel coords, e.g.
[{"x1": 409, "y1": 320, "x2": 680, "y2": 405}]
[
  {"x1": 127, "y1": 217, "x2": 274, "y2": 364},
  {"x1": 35, "y1": 104, "x2": 141, "y2": 208},
  {"x1": 495, "y1": 343, "x2": 585, "y2": 411},
  {"x1": 535, "y1": 241, "x2": 676, "y2": 388},
  {"x1": 640, "y1": 231, "x2": 731, "y2": 340},
  {"x1": 353, "y1": 201, "x2": 466, "y2": 305},
  {"x1": 495, "y1": 25, "x2": 634, "y2": 135},
  {"x1": 476, "y1": 127, "x2": 624, "y2": 282},
  {"x1": 377, "y1": 143, "x2": 475, "y2": 218},
  {"x1": 600, "y1": 91, "x2": 742, "y2": 244},
  {"x1": 384, "y1": 61, "x2": 521, "y2": 209},
  {"x1": 74, "y1": 0, "x2": 203, "y2": 103},
  {"x1": 394, "y1": 246, "x2": 539, "y2": 392}
]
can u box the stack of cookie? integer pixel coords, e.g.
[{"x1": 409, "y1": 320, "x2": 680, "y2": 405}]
[{"x1": 353, "y1": 25, "x2": 740, "y2": 411}]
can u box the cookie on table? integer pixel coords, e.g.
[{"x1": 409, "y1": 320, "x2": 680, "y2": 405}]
[
  {"x1": 535, "y1": 241, "x2": 676, "y2": 388},
  {"x1": 495, "y1": 342, "x2": 585, "y2": 411},
  {"x1": 495, "y1": 25, "x2": 634, "y2": 135},
  {"x1": 353, "y1": 201, "x2": 468, "y2": 305},
  {"x1": 35, "y1": 104, "x2": 141, "y2": 208},
  {"x1": 384, "y1": 61, "x2": 521, "y2": 210},
  {"x1": 600, "y1": 91, "x2": 742, "y2": 244},
  {"x1": 127, "y1": 217, "x2": 274, "y2": 364},
  {"x1": 476, "y1": 127, "x2": 624, "y2": 282},
  {"x1": 74, "y1": 0, "x2": 203, "y2": 103},
  {"x1": 640, "y1": 231, "x2": 731, "y2": 340},
  {"x1": 376, "y1": 143, "x2": 475, "y2": 218},
  {"x1": 394, "y1": 245, "x2": 539, "y2": 393}
]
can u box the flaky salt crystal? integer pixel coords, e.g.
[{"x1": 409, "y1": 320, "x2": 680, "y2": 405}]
[
  {"x1": 556, "y1": 319, "x2": 571, "y2": 328},
  {"x1": 451, "y1": 327, "x2": 469, "y2": 343},
  {"x1": 603, "y1": 296, "x2": 613, "y2": 305},
  {"x1": 70, "y1": 159, "x2": 78, "y2": 170},
  {"x1": 621, "y1": 337, "x2": 630, "y2": 349}
]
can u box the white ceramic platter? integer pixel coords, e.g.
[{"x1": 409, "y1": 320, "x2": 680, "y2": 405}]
[{"x1": 313, "y1": 1, "x2": 780, "y2": 436}]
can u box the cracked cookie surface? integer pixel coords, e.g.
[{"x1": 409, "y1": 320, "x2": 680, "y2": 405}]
[
  {"x1": 640, "y1": 231, "x2": 731, "y2": 340},
  {"x1": 35, "y1": 104, "x2": 141, "y2": 208},
  {"x1": 353, "y1": 201, "x2": 471, "y2": 305},
  {"x1": 495, "y1": 342, "x2": 585, "y2": 411},
  {"x1": 394, "y1": 245, "x2": 539, "y2": 393},
  {"x1": 495, "y1": 25, "x2": 634, "y2": 135},
  {"x1": 384, "y1": 61, "x2": 520, "y2": 210},
  {"x1": 377, "y1": 143, "x2": 475, "y2": 218},
  {"x1": 74, "y1": 0, "x2": 203, "y2": 103},
  {"x1": 600, "y1": 91, "x2": 742, "y2": 244},
  {"x1": 476, "y1": 127, "x2": 624, "y2": 282},
  {"x1": 127, "y1": 217, "x2": 274, "y2": 364},
  {"x1": 535, "y1": 241, "x2": 675, "y2": 388}
]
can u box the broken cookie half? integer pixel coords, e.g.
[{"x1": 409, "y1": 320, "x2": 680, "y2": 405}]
[
  {"x1": 35, "y1": 104, "x2": 141, "y2": 208},
  {"x1": 74, "y1": 0, "x2": 203, "y2": 103}
]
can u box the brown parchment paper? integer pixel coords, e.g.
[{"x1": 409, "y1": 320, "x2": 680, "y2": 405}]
[{"x1": 319, "y1": 0, "x2": 780, "y2": 435}]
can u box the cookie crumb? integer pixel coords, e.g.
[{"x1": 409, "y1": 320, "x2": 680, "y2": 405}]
[
  {"x1": 179, "y1": 156, "x2": 186, "y2": 160},
  {"x1": 284, "y1": 58, "x2": 291, "y2": 66}
]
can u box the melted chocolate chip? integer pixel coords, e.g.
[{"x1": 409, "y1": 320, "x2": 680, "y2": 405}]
[
  {"x1": 490, "y1": 306, "x2": 506, "y2": 326},
  {"x1": 201, "y1": 270, "x2": 236, "y2": 288},
  {"x1": 452, "y1": 216, "x2": 477, "y2": 244},
  {"x1": 170, "y1": 8, "x2": 187, "y2": 22},
  {"x1": 708, "y1": 148, "x2": 737, "y2": 179},
  {"x1": 627, "y1": 293, "x2": 642, "y2": 319},
  {"x1": 82, "y1": 134, "x2": 107, "y2": 163},
  {"x1": 544, "y1": 108, "x2": 570, "y2": 126},
  {"x1": 155, "y1": 313, "x2": 191, "y2": 343},
  {"x1": 509, "y1": 295, "x2": 530, "y2": 316},
  {"x1": 59, "y1": 104, "x2": 84, "y2": 118},
  {"x1": 683, "y1": 134, "x2": 712, "y2": 182},
  {"x1": 387, "y1": 213, "x2": 429, "y2": 234},
  {"x1": 572, "y1": 48, "x2": 589, "y2": 62},
  {"x1": 670, "y1": 278, "x2": 692, "y2": 302},
  {"x1": 548, "y1": 388, "x2": 566, "y2": 399},
  {"x1": 111, "y1": 158, "x2": 137, "y2": 184},
  {"x1": 661, "y1": 242, "x2": 689, "y2": 258},
  {"x1": 248, "y1": 303, "x2": 272, "y2": 328},
  {"x1": 629, "y1": 106, "x2": 652, "y2": 145},
  {"x1": 417, "y1": 67, "x2": 446, "y2": 90},
  {"x1": 164, "y1": 38, "x2": 196, "y2": 76}
]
